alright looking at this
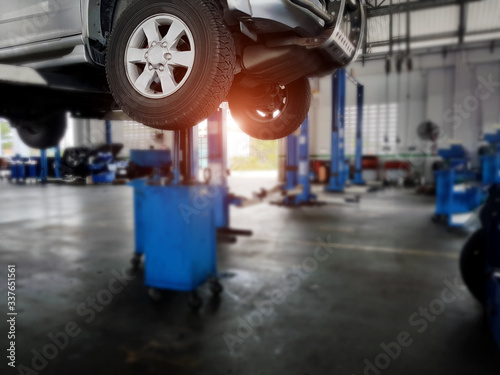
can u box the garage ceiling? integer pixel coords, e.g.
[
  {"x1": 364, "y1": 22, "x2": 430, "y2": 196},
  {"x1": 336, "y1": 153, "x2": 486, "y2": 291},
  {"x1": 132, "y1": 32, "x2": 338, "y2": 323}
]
[{"x1": 363, "y1": 0, "x2": 500, "y2": 58}]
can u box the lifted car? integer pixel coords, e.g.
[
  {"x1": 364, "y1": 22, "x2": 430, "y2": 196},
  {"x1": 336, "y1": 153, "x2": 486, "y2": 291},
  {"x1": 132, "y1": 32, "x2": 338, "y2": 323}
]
[{"x1": 0, "y1": 0, "x2": 365, "y2": 148}]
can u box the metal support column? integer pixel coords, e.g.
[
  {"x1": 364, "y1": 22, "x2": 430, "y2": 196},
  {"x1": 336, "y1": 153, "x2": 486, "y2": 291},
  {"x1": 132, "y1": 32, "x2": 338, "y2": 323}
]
[
  {"x1": 207, "y1": 108, "x2": 227, "y2": 187},
  {"x1": 190, "y1": 126, "x2": 198, "y2": 180},
  {"x1": 172, "y1": 131, "x2": 181, "y2": 185},
  {"x1": 105, "y1": 120, "x2": 112, "y2": 145},
  {"x1": 207, "y1": 108, "x2": 229, "y2": 228},
  {"x1": 206, "y1": 107, "x2": 251, "y2": 237},
  {"x1": 325, "y1": 69, "x2": 347, "y2": 192},
  {"x1": 54, "y1": 146, "x2": 61, "y2": 179},
  {"x1": 285, "y1": 132, "x2": 298, "y2": 192},
  {"x1": 39, "y1": 149, "x2": 48, "y2": 183},
  {"x1": 180, "y1": 129, "x2": 191, "y2": 183},
  {"x1": 353, "y1": 84, "x2": 366, "y2": 185},
  {"x1": 283, "y1": 115, "x2": 317, "y2": 205},
  {"x1": 296, "y1": 115, "x2": 317, "y2": 204}
]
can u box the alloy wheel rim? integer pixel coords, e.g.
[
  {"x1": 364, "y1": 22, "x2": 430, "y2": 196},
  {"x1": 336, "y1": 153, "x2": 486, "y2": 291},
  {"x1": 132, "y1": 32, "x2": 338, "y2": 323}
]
[{"x1": 125, "y1": 14, "x2": 196, "y2": 99}]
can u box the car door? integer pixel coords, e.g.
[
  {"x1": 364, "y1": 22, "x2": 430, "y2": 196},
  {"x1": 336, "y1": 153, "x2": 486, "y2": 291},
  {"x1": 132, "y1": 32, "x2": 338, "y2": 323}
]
[{"x1": 0, "y1": 0, "x2": 82, "y2": 49}]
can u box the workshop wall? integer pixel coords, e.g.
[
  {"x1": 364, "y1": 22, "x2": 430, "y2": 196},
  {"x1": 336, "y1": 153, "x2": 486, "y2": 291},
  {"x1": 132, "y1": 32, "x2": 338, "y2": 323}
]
[{"x1": 350, "y1": 47, "x2": 500, "y2": 157}]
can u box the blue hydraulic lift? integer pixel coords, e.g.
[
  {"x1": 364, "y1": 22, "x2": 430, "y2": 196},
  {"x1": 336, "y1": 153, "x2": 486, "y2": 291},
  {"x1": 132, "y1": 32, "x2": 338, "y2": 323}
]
[
  {"x1": 325, "y1": 69, "x2": 347, "y2": 192},
  {"x1": 279, "y1": 71, "x2": 365, "y2": 206},
  {"x1": 353, "y1": 84, "x2": 365, "y2": 185},
  {"x1": 325, "y1": 69, "x2": 365, "y2": 192},
  {"x1": 281, "y1": 115, "x2": 318, "y2": 206},
  {"x1": 207, "y1": 108, "x2": 230, "y2": 225},
  {"x1": 38, "y1": 145, "x2": 62, "y2": 183},
  {"x1": 206, "y1": 107, "x2": 252, "y2": 238},
  {"x1": 129, "y1": 107, "x2": 250, "y2": 307},
  {"x1": 105, "y1": 120, "x2": 112, "y2": 145},
  {"x1": 39, "y1": 149, "x2": 48, "y2": 183}
]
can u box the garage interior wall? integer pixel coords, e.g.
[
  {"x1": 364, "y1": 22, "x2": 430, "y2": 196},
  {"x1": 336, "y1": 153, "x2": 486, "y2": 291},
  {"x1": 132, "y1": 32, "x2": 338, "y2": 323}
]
[
  {"x1": 310, "y1": 46, "x2": 500, "y2": 169},
  {"x1": 72, "y1": 119, "x2": 174, "y2": 155}
]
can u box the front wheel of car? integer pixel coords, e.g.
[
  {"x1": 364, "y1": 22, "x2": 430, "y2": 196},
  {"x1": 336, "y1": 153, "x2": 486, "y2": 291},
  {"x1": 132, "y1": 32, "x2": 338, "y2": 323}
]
[
  {"x1": 228, "y1": 77, "x2": 311, "y2": 140},
  {"x1": 14, "y1": 112, "x2": 67, "y2": 149},
  {"x1": 106, "y1": 0, "x2": 235, "y2": 130}
]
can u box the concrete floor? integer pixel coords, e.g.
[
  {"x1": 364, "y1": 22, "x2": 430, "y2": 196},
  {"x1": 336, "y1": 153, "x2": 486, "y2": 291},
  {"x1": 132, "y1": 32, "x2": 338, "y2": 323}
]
[{"x1": 0, "y1": 175, "x2": 499, "y2": 375}]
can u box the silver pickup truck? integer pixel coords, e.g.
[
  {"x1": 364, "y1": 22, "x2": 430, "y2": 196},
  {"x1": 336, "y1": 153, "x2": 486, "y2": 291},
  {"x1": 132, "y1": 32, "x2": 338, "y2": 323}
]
[{"x1": 0, "y1": 0, "x2": 364, "y2": 148}]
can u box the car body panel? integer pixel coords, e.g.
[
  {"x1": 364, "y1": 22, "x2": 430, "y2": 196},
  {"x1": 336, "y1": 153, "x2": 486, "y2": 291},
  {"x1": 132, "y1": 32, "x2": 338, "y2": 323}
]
[
  {"x1": 0, "y1": 35, "x2": 83, "y2": 64},
  {"x1": 0, "y1": 0, "x2": 83, "y2": 49},
  {"x1": 228, "y1": 0, "x2": 325, "y2": 36},
  {"x1": 0, "y1": 0, "x2": 365, "y2": 142}
]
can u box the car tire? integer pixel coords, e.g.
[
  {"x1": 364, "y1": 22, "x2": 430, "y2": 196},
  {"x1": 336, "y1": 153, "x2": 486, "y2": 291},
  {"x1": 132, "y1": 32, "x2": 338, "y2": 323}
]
[
  {"x1": 106, "y1": 0, "x2": 235, "y2": 130},
  {"x1": 14, "y1": 112, "x2": 67, "y2": 149},
  {"x1": 228, "y1": 77, "x2": 311, "y2": 140},
  {"x1": 460, "y1": 228, "x2": 487, "y2": 304}
]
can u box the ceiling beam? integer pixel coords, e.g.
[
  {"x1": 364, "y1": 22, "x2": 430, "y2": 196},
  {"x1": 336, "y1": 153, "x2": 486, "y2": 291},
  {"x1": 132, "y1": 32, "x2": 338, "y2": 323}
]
[
  {"x1": 366, "y1": 28, "x2": 500, "y2": 49},
  {"x1": 361, "y1": 39, "x2": 499, "y2": 61},
  {"x1": 366, "y1": 0, "x2": 479, "y2": 18},
  {"x1": 458, "y1": 0, "x2": 467, "y2": 45}
]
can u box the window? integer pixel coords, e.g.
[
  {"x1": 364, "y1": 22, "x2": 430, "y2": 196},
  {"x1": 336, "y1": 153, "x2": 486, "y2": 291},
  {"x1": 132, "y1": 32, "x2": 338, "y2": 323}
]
[
  {"x1": 122, "y1": 121, "x2": 157, "y2": 155},
  {"x1": 198, "y1": 121, "x2": 208, "y2": 170},
  {"x1": 345, "y1": 103, "x2": 398, "y2": 155}
]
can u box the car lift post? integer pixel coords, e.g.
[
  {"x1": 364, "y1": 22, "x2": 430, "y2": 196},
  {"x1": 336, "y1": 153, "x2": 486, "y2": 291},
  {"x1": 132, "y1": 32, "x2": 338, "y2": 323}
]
[
  {"x1": 325, "y1": 69, "x2": 347, "y2": 192},
  {"x1": 353, "y1": 82, "x2": 365, "y2": 185},
  {"x1": 207, "y1": 107, "x2": 229, "y2": 226},
  {"x1": 39, "y1": 146, "x2": 62, "y2": 182},
  {"x1": 285, "y1": 128, "x2": 298, "y2": 191},
  {"x1": 282, "y1": 115, "x2": 317, "y2": 206},
  {"x1": 39, "y1": 149, "x2": 48, "y2": 183},
  {"x1": 54, "y1": 146, "x2": 61, "y2": 179},
  {"x1": 207, "y1": 106, "x2": 252, "y2": 238},
  {"x1": 105, "y1": 120, "x2": 112, "y2": 145}
]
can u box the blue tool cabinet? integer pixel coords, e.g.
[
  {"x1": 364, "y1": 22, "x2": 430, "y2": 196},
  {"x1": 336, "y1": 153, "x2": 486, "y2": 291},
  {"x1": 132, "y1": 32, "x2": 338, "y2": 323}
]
[{"x1": 136, "y1": 184, "x2": 217, "y2": 291}]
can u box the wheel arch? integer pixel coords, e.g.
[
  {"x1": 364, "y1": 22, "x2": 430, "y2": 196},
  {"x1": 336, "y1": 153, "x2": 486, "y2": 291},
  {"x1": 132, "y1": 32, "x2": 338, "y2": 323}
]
[{"x1": 86, "y1": 0, "x2": 130, "y2": 65}]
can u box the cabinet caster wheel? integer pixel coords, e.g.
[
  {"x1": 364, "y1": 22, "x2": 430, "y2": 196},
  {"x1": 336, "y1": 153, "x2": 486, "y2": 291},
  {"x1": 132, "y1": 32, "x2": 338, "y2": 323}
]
[
  {"x1": 210, "y1": 280, "x2": 223, "y2": 296},
  {"x1": 131, "y1": 254, "x2": 142, "y2": 270},
  {"x1": 147, "y1": 288, "x2": 162, "y2": 302},
  {"x1": 188, "y1": 292, "x2": 203, "y2": 311}
]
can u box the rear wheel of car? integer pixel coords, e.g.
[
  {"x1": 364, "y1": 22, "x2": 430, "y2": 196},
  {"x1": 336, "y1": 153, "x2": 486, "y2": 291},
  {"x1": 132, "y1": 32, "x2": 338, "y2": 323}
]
[
  {"x1": 106, "y1": 0, "x2": 235, "y2": 130},
  {"x1": 228, "y1": 77, "x2": 311, "y2": 140},
  {"x1": 14, "y1": 112, "x2": 67, "y2": 149}
]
